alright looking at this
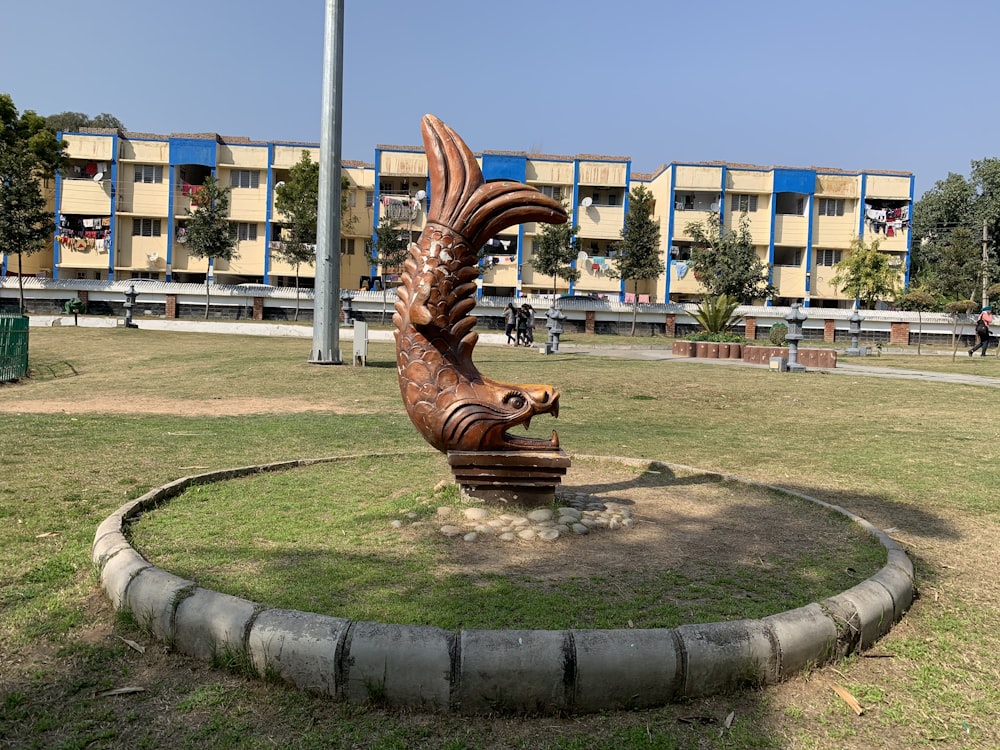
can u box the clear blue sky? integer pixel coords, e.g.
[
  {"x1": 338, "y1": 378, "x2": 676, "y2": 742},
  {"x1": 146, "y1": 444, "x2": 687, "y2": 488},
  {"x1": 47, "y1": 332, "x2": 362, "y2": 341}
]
[{"x1": 3, "y1": 0, "x2": 996, "y2": 198}]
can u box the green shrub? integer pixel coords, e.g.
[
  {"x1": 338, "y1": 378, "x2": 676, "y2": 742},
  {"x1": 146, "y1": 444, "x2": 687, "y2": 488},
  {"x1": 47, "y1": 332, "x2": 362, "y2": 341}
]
[
  {"x1": 685, "y1": 331, "x2": 745, "y2": 343},
  {"x1": 768, "y1": 323, "x2": 787, "y2": 345}
]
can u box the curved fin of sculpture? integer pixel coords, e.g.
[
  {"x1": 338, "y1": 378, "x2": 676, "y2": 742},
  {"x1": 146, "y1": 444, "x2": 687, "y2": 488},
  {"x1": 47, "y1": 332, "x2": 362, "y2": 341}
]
[{"x1": 393, "y1": 114, "x2": 568, "y2": 454}]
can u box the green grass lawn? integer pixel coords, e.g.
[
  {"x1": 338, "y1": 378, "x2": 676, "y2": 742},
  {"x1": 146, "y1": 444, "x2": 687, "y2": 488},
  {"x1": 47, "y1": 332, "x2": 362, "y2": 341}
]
[{"x1": 1, "y1": 327, "x2": 999, "y2": 749}]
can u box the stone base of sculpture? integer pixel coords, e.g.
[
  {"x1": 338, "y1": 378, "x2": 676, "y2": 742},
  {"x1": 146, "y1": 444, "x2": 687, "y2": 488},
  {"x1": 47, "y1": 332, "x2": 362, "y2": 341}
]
[{"x1": 448, "y1": 449, "x2": 571, "y2": 507}]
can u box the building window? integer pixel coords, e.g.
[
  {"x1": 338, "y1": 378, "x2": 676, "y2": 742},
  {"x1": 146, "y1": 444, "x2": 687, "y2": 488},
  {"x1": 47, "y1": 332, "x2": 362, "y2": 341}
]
[
  {"x1": 818, "y1": 198, "x2": 845, "y2": 216},
  {"x1": 379, "y1": 181, "x2": 395, "y2": 194},
  {"x1": 773, "y1": 247, "x2": 803, "y2": 266},
  {"x1": 607, "y1": 193, "x2": 618, "y2": 206},
  {"x1": 730, "y1": 194, "x2": 758, "y2": 213},
  {"x1": 229, "y1": 170, "x2": 260, "y2": 189},
  {"x1": 341, "y1": 238, "x2": 355, "y2": 255},
  {"x1": 229, "y1": 222, "x2": 258, "y2": 242},
  {"x1": 346, "y1": 191, "x2": 357, "y2": 208},
  {"x1": 815, "y1": 249, "x2": 842, "y2": 266},
  {"x1": 132, "y1": 218, "x2": 161, "y2": 237},
  {"x1": 537, "y1": 185, "x2": 563, "y2": 201},
  {"x1": 134, "y1": 165, "x2": 163, "y2": 184},
  {"x1": 775, "y1": 193, "x2": 806, "y2": 215},
  {"x1": 365, "y1": 191, "x2": 374, "y2": 208}
]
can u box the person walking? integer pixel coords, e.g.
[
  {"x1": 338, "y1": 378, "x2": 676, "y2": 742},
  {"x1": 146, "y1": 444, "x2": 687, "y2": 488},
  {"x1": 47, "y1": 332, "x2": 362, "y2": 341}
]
[
  {"x1": 521, "y1": 303, "x2": 535, "y2": 346},
  {"x1": 970, "y1": 305, "x2": 993, "y2": 357},
  {"x1": 503, "y1": 302, "x2": 517, "y2": 345},
  {"x1": 515, "y1": 305, "x2": 529, "y2": 346}
]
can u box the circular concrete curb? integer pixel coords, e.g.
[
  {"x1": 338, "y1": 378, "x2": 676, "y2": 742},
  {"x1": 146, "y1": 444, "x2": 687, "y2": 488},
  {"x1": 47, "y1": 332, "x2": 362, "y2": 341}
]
[{"x1": 92, "y1": 453, "x2": 915, "y2": 714}]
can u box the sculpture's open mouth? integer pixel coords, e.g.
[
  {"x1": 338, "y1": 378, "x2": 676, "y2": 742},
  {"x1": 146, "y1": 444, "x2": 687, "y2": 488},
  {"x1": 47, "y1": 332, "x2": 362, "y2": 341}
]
[{"x1": 501, "y1": 396, "x2": 560, "y2": 450}]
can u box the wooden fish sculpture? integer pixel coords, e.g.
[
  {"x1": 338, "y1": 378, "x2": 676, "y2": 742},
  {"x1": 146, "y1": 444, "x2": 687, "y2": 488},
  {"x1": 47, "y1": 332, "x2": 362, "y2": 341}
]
[{"x1": 393, "y1": 115, "x2": 567, "y2": 454}]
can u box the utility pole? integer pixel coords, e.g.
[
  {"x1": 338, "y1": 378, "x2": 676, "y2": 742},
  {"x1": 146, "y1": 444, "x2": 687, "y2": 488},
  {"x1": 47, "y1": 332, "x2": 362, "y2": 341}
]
[
  {"x1": 983, "y1": 219, "x2": 989, "y2": 309},
  {"x1": 309, "y1": 0, "x2": 345, "y2": 364}
]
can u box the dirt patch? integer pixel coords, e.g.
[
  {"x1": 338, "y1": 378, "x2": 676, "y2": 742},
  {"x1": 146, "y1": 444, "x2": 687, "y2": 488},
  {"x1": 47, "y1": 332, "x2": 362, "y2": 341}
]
[
  {"x1": 0, "y1": 395, "x2": 347, "y2": 416},
  {"x1": 397, "y1": 460, "x2": 882, "y2": 610}
]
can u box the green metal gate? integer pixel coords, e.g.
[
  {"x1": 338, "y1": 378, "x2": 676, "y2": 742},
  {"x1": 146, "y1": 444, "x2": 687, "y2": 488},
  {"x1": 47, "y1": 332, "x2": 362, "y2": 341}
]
[{"x1": 0, "y1": 313, "x2": 29, "y2": 382}]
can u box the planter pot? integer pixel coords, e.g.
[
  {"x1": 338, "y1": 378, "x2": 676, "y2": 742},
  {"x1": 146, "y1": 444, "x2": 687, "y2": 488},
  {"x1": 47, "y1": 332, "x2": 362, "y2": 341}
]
[
  {"x1": 695, "y1": 342, "x2": 709, "y2": 358},
  {"x1": 705, "y1": 343, "x2": 719, "y2": 358},
  {"x1": 672, "y1": 340, "x2": 695, "y2": 357},
  {"x1": 729, "y1": 343, "x2": 742, "y2": 359},
  {"x1": 718, "y1": 343, "x2": 730, "y2": 358}
]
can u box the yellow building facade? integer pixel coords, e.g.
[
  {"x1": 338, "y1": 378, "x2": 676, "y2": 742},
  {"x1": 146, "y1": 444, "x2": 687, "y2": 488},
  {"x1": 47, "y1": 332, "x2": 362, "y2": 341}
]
[{"x1": 8, "y1": 127, "x2": 913, "y2": 308}]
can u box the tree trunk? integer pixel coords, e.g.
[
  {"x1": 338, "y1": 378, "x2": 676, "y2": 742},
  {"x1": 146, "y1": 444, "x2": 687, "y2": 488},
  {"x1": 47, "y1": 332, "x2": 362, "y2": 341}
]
[
  {"x1": 630, "y1": 281, "x2": 639, "y2": 336},
  {"x1": 204, "y1": 259, "x2": 213, "y2": 319},
  {"x1": 16, "y1": 252, "x2": 25, "y2": 314},
  {"x1": 294, "y1": 265, "x2": 301, "y2": 322}
]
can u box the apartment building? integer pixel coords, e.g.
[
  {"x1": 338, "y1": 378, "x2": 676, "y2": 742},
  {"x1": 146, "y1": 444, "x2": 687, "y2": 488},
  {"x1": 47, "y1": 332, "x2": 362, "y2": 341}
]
[
  {"x1": 643, "y1": 162, "x2": 914, "y2": 307},
  {"x1": 16, "y1": 128, "x2": 375, "y2": 289},
  {"x1": 7, "y1": 127, "x2": 913, "y2": 308}
]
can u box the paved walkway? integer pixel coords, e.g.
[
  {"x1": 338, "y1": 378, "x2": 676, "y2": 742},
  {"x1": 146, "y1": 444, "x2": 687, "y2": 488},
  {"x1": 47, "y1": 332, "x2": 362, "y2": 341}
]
[{"x1": 31, "y1": 315, "x2": 1000, "y2": 389}]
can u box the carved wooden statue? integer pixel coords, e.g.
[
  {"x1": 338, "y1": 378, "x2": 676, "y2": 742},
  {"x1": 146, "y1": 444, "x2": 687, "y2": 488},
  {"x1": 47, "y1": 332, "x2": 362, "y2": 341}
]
[{"x1": 393, "y1": 115, "x2": 567, "y2": 459}]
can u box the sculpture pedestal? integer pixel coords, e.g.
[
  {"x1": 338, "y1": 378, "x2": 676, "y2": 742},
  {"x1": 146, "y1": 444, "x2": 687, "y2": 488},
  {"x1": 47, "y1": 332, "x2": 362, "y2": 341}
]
[{"x1": 447, "y1": 449, "x2": 571, "y2": 507}]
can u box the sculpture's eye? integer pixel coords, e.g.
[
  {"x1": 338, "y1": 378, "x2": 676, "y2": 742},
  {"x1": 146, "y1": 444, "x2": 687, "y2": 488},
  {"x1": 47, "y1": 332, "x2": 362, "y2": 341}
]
[{"x1": 503, "y1": 392, "x2": 526, "y2": 410}]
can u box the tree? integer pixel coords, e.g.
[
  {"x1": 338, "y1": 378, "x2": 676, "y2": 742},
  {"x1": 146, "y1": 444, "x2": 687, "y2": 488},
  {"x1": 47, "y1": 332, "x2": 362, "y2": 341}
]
[
  {"x1": 911, "y1": 162, "x2": 1000, "y2": 304},
  {"x1": 831, "y1": 237, "x2": 901, "y2": 309},
  {"x1": 898, "y1": 287, "x2": 938, "y2": 355},
  {"x1": 0, "y1": 95, "x2": 67, "y2": 311},
  {"x1": 0, "y1": 149, "x2": 52, "y2": 312},
  {"x1": 691, "y1": 294, "x2": 742, "y2": 336},
  {"x1": 44, "y1": 111, "x2": 125, "y2": 133},
  {"x1": 531, "y1": 208, "x2": 579, "y2": 297},
  {"x1": 685, "y1": 210, "x2": 773, "y2": 303},
  {"x1": 607, "y1": 186, "x2": 663, "y2": 335},
  {"x1": 274, "y1": 151, "x2": 320, "y2": 321},
  {"x1": 185, "y1": 176, "x2": 237, "y2": 318},
  {"x1": 365, "y1": 214, "x2": 410, "y2": 322}
]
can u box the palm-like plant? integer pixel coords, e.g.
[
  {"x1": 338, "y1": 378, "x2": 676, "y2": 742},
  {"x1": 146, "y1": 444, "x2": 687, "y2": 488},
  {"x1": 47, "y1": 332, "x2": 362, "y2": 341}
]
[{"x1": 692, "y1": 294, "x2": 742, "y2": 335}]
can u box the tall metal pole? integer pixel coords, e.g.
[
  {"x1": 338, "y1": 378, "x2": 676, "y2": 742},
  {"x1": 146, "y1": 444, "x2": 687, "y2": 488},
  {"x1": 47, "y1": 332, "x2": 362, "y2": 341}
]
[{"x1": 310, "y1": 0, "x2": 345, "y2": 364}]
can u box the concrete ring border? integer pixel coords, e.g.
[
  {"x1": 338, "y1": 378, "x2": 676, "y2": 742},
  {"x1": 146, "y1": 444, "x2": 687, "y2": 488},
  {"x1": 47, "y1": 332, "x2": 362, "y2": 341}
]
[{"x1": 91, "y1": 452, "x2": 915, "y2": 714}]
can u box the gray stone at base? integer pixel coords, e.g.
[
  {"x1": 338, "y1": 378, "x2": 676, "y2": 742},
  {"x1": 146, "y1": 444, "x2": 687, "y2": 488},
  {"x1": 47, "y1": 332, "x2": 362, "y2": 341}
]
[
  {"x1": 869, "y1": 564, "x2": 915, "y2": 622},
  {"x1": 676, "y1": 620, "x2": 777, "y2": 697},
  {"x1": 572, "y1": 628, "x2": 681, "y2": 710},
  {"x1": 248, "y1": 609, "x2": 350, "y2": 697},
  {"x1": 886, "y1": 547, "x2": 915, "y2": 581},
  {"x1": 123, "y1": 566, "x2": 195, "y2": 642},
  {"x1": 92, "y1": 530, "x2": 135, "y2": 569},
  {"x1": 99, "y1": 547, "x2": 153, "y2": 610},
  {"x1": 344, "y1": 622, "x2": 455, "y2": 710},
  {"x1": 824, "y1": 578, "x2": 895, "y2": 651},
  {"x1": 459, "y1": 629, "x2": 571, "y2": 712},
  {"x1": 762, "y1": 603, "x2": 838, "y2": 679},
  {"x1": 173, "y1": 587, "x2": 259, "y2": 662}
]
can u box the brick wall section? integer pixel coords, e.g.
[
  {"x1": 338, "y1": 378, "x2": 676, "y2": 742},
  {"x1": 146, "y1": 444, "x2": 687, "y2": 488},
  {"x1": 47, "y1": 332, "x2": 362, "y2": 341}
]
[
  {"x1": 744, "y1": 316, "x2": 756, "y2": 340},
  {"x1": 890, "y1": 321, "x2": 910, "y2": 345},
  {"x1": 165, "y1": 294, "x2": 177, "y2": 319},
  {"x1": 824, "y1": 319, "x2": 836, "y2": 342},
  {"x1": 585, "y1": 310, "x2": 595, "y2": 334},
  {"x1": 664, "y1": 314, "x2": 676, "y2": 338},
  {"x1": 253, "y1": 297, "x2": 264, "y2": 321},
  {"x1": 742, "y1": 345, "x2": 837, "y2": 368},
  {"x1": 77, "y1": 290, "x2": 89, "y2": 305}
]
